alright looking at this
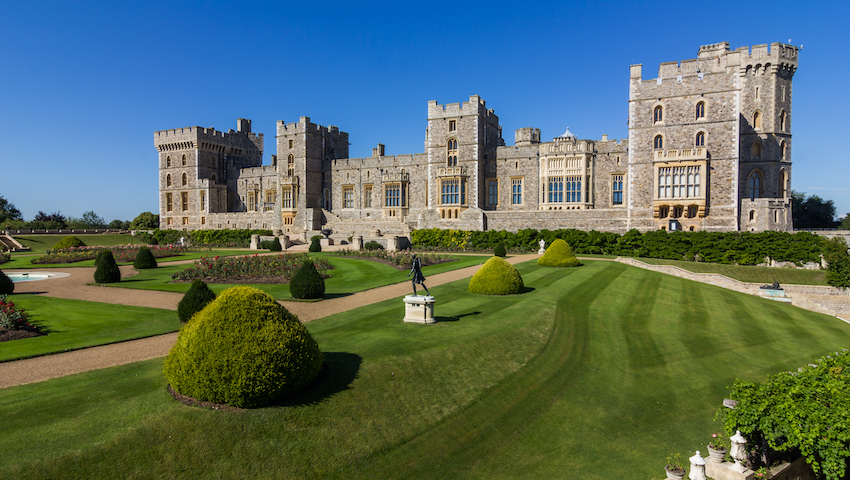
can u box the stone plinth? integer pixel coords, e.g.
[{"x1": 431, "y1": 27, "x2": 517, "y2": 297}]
[{"x1": 403, "y1": 295, "x2": 435, "y2": 324}]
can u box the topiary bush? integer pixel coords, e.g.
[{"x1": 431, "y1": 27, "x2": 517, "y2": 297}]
[
  {"x1": 537, "y1": 239, "x2": 581, "y2": 267},
  {"x1": 468, "y1": 256, "x2": 524, "y2": 295},
  {"x1": 364, "y1": 240, "x2": 384, "y2": 251},
  {"x1": 177, "y1": 279, "x2": 216, "y2": 323},
  {"x1": 163, "y1": 286, "x2": 323, "y2": 408},
  {"x1": 133, "y1": 246, "x2": 158, "y2": 269},
  {"x1": 53, "y1": 235, "x2": 86, "y2": 250},
  {"x1": 0, "y1": 270, "x2": 13, "y2": 295},
  {"x1": 269, "y1": 237, "x2": 282, "y2": 252},
  {"x1": 290, "y1": 260, "x2": 325, "y2": 299},
  {"x1": 309, "y1": 236, "x2": 322, "y2": 253},
  {"x1": 494, "y1": 242, "x2": 507, "y2": 257},
  {"x1": 93, "y1": 250, "x2": 121, "y2": 283}
]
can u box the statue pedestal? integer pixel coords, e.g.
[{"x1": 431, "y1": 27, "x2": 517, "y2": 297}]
[{"x1": 403, "y1": 295, "x2": 435, "y2": 324}]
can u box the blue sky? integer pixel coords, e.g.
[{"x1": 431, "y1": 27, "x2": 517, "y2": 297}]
[{"x1": 1, "y1": 0, "x2": 847, "y2": 223}]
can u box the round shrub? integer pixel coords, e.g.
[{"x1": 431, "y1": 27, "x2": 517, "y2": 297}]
[
  {"x1": 54, "y1": 235, "x2": 86, "y2": 250},
  {"x1": 133, "y1": 246, "x2": 158, "y2": 269},
  {"x1": 269, "y1": 237, "x2": 282, "y2": 252},
  {"x1": 364, "y1": 240, "x2": 384, "y2": 251},
  {"x1": 538, "y1": 239, "x2": 581, "y2": 267},
  {"x1": 164, "y1": 286, "x2": 324, "y2": 408},
  {"x1": 93, "y1": 250, "x2": 121, "y2": 283},
  {"x1": 494, "y1": 242, "x2": 507, "y2": 257},
  {"x1": 177, "y1": 279, "x2": 216, "y2": 323},
  {"x1": 468, "y1": 256, "x2": 524, "y2": 295},
  {"x1": 0, "y1": 270, "x2": 13, "y2": 295},
  {"x1": 290, "y1": 260, "x2": 325, "y2": 299},
  {"x1": 309, "y1": 236, "x2": 322, "y2": 253}
]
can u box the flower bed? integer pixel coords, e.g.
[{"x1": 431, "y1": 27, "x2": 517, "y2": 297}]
[
  {"x1": 31, "y1": 244, "x2": 188, "y2": 264},
  {"x1": 0, "y1": 294, "x2": 43, "y2": 342},
  {"x1": 329, "y1": 249, "x2": 457, "y2": 269},
  {"x1": 170, "y1": 253, "x2": 331, "y2": 283}
]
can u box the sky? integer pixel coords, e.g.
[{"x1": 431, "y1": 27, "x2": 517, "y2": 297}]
[{"x1": 1, "y1": 0, "x2": 848, "y2": 223}]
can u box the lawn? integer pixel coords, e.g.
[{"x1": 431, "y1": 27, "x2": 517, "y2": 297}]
[
  {"x1": 1, "y1": 249, "x2": 249, "y2": 270},
  {"x1": 2, "y1": 260, "x2": 849, "y2": 479},
  {"x1": 636, "y1": 257, "x2": 828, "y2": 285},
  {"x1": 0, "y1": 296, "x2": 178, "y2": 362},
  {"x1": 13, "y1": 234, "x2": 147, "y2": 254}
]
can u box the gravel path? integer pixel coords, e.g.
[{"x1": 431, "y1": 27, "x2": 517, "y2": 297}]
[{"x1": 0, "y1": 254, "x2": 538, "y2": 388}]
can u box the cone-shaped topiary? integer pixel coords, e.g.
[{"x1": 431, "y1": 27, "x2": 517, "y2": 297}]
[
  {"x1": 164, "y1": 286, "x2": 323, "y2": 408},
  {"x1": 494, "y1": 242, "x2": 507, "y2": 257},
  {"x1": 133, "y1": 246, "x2": 158, "y2": 269},
  {"x1": 290, "y1": 260, "x2": 325, "y2": 299},
  {"x1": 0, "y1": 270, "x2": 13, "y2": 295},
  {"x1": 177, "y1": 279, "x2": 216, "y2": 323},
  {"x1": 53, "y1": 235, "x2": 86, "y2": 250},
  {"x1": 537, "y1": 239, "x2": 581, "y2": 267},
  {"x1": 468, "y1": 256, "x2": 524, "y2": 295},
  {"x1": 269, "y1": 237, "x2": 282, "y2": 252},
  {"x1": 93, "y1": 250, "x2": 121, "y2": 283},
  {"x1": 308, "y1": 236, "x2": 322, "y2": 253}
]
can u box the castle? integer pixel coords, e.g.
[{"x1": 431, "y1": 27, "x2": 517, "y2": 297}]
[{"x1": 155, "y1": 41, "x2": 798, "y2": 242}]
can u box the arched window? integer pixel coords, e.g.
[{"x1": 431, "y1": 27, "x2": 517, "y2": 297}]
[
  {"x1": 780, "y1": 141, "x2": 786, "y2": 160},
  {"x1": 182, "y1": 173, "x2": 188, "y2": 186},
  {"x1": 780, "y1": 110, "x2": 787, "y2": 131},
  {"x1": 287, "y1": 154, "x2": 294, "y2": 176},
  {"x1": 696, "y1": 102, "x2": 705, "y2": 120},
  {"x1": 751, "y1": 142, "x2": 762, "y2": 160},
  {"x1": 447, "y1": 138, "x2": 458, "y2": 166},
  {"x1": 748, "y1": 171, "x2": 763, "y2": 200},
  {"x1": 654, "y1": 135, "x2": 663, "y2": 150},
  {"x1": 695, "y1": 132, "x2": 705, "y2": 147},
  {"x1": 181, "y1": 154, "x2": 187, "y2": 166},
  {"x1": 749, "y1": 210, "x2": 755, "y2": 221},
  {"x1": 166, "y1": 174, "x2": 172, "y2": 187},
  {"x1": 653, "y1": 106, "x2": 663, "y2": 123},
  {"x1": 753, "y1": 111, "x2": 762, "y2": 130},
  {"x1": 779, "y1": 169, "x2": 788, "y2": 199},
  {"x1": 166, "y1": 156, "x2": 171, "y2": 167},
  {"x1": 211, "y1": 174, "x2": 217, "y2": 184},
  {"x1": 211, "y1": 155, "x2": 217, "y2": 168}
]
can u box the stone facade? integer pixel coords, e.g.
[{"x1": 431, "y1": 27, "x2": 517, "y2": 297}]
[{"x1": 155, "y1": 42, "x2": 799, "y2": 239}]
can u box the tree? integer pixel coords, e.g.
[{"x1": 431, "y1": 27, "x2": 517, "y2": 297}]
[
  {"x1": 31, "y1": 211, "x2": 66, "y2": 229},
  {"x1": 791, "y1": 191, "x2": 838, "y2": 229},
  {"x1": 839, "y1": 214, "x2": 850, "y2": 230},
  {"x1": 129, "y1": 212, "x2": 160, "y2": 230},
  {"x1": 67, "y1": 211, "x2": 106, "y2": 229},
  {"x1": 93, "y1": 250, "x2": 121, "y2": 283},
  {"x1": 107, "y1": 219, "x2": 129, "y2": 230},
  {"x1": 0, "y1": 196, "x2": 22, "y2": 224},
  {"x1": 823, "y1": 237, "x2": 850, "y2": 289}
]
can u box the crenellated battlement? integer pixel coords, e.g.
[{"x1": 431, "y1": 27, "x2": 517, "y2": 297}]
[
  {"x1": 428, "y1": 94, "x2": 498, "y2": 121},
  {"x1": 655, "y1": 41, "x2": 798, "y2": 78}
]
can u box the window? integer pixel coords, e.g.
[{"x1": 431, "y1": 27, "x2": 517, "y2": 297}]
[
  {"x1": 211, "y1": 155, "x2": 217, "y2": 168},
  {"x1": 211, "y1": 174, "x2": 217, "y2": 184},
  {"x1": 449, "y1": 120, "x2": 456, "y2": 132},
  {"x1": 343, "y1": 186, "x2": 354, "y2": 208},
  {"x1": 654, "y1": 105, "x2": 663, "y2": 123},
  {"x1": 182, "y1": 172, "x2": 188, "y2": 186},
  {"x1": 264, "y1": 190, "x2": 276, "y2": 212},
  {"x1": 487, "y1": 179, "x2": 498, "y2": 206},
  {"x1": 696, "y1": 102, "x2": 705, "y2": 120},
  {"x1": 248, "y1": 191, "x2": 257, "y2": 211},
  {"x1": 695, "y1": 132, "x2": 705, "y2": 147},
  {"x1": 751, "y1": 142, "x2": 762, "y2": 160},
  {"x1": 673, "y1": 206, "x2": 684, "y2": 218},
  {"x1": 749, "y1": 210, "x2": 755, "y2": 221},
  {"x1": 779, "y1": 169, "x2": 788, "y2": 199},
  {"x1": 385, "y1": 182, "x2": 407, "y2": 207},
  {"x1": 288, "y1": 139, "x2": 294, "y2": 149},
  {"x1": 181, "y1": 154, "x2": 186, "y2": 166},
  {"x1": 181, "y1": 192, "x2": 188, "y2": 211},
  {"x1": 687, "y1": 205, "x2": 698, "y2": 218},
  {"x1": 654, "y1": 135, "x2": 663, "y2": 150},
  {"x1": 166, "y1": 174, "x2": 172, "y2": 187},
  {"x1": 659, "y1": 206, "x2": 669, "y2": 218},
  {"x1": 565, "y1": 176, "x2": 582, "y2": 203},
  {"x1": 287, "y1": 154, "x2": 294, "y2": 176},
  {"x1": 548, "y1": 176, "x2": 564, "y2": 203},
  {"x1": 748, "y1": 171, "x2": 763, "y2": 200},
  {"x1": 755, "y1": 87, "x2": 760, "y2": 100},
  {"x1": 166, "y1": 217, "x2": 173, "y2": 225},
  {"x1": 447, "y1": 138, "x2": 458, "y2": 166},
  {"x1": 612, "y1": 174, "x2": 623, "y2": 205},
  {"x1": 166, "y1": 156, "x2": 171, "y2": 167},
  {"x1": 753, "y1": 111, "x2": 762, "y2": 130},
  {"x1": 364, "y1": 184, "x2": 373, "y2": 208},
  {"x1": 657, "y1": 166, "x2": 701, "y2": 199},
  {"x1": 201, "y1": 216, "x2": 205, "y2": 225},
  {"x1": 780, "y1": 110, "x2": 787, "y2": 131},
  {"x1": 780, "y1": 141, "x2": 786, "y2": 160},
  {"x1": 441, "y1": 178, "x2": 464, "y2": 205},
  {"x1": 281, "y1": 186, "x2": 293, "y2": 208},
  {"x1": 200, "y1": 191, "x2": 206, "y2": 211},
  {"x1": 166, "y1": 193, "x2": 173, "y2": 212},
  {"x1": 182, "y1": 217, "x2": 189, "y2": 225},
  {"x1": 511, "y1": 178, "x2": 523, "y2": 205}
]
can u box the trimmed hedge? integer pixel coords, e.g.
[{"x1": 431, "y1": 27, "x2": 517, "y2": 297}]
[
  {"x1": 93, "y1": 250, "x2": 121, "y2": 283},
  {"x1": 138, "y1": 229, "x2": 273, "y2": 247},
  {"x1": 494, "y1": 242, "x2": 506, "y2": 257},
  {"x1": 163, "y1": 286, "x2": 324, "y2": 408},
  {"x1": 133, "y1": 246, "x2": 158, "y2": 269},
  {"x1": 0, "y1": 270, "x2": 13, "y2": 295},
  {"x1": 364, "y1": 241, "x2": 384, "y2": 251},
  {"x1": 53, "y1": 235, "x2": 86, "y2": 250},
  {"x1": 309, "y1": 236, "x2": 322, "y2": 253},
  {"x1": 290, "y1": 260, "x2": 325, "y2": 299},
  {"x1": 269, "y1": 237, "x2": 282, "y2": 252},
  {"x1": 538, "y1": 239, "x2": 581, "y2": 267},
  {"x1": 468, "y1": 256, "x2": 524, "y2": 295},
  {"x1": 177, "y1": 279, "x2": 216, "y2": 323}
]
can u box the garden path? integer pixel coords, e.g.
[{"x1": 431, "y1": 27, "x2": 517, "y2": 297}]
[{"x1": 0, "y1": 254, "x2": 538, "y2": 388}]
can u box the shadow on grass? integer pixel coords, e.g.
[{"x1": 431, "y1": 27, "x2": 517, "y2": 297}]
[
  {"x1": 321, "y1": 293, "x2": 353, "y2": 300},
  {"x1": 434, "y1": 311, "x2": 481, "y2": 323},
  {"x1": 523, "y1": 287, "x2": 536, "y2": 294},
  {"x1": 273, "y1": 352, "x2": 362, "y2": 407}
]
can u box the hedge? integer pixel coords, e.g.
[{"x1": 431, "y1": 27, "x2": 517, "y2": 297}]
[{"x1": 468, "y1": 257, "x2": 524, "y2": 295}]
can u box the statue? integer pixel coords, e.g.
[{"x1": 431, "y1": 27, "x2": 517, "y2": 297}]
[
  {"x1": 760, "y1": 280, "x2": 782, "y2": 290},
  {"x1": 407, "y1": 254, "x2": 431, "y2": 296},
  {"x1": 538, "y1": 239, "x2": 546, "y2": 254}
]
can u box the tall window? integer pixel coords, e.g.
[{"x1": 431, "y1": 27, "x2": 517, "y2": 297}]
[
  {"x1": 248, "y1": 191, "x2": 257, "y2": 211},
  {"x1": 653, "y1": 106, "x2": 663, "y2": 123},
  {"x1": 166, "y1": 174, "x2": 172, "y2": 187},
  {"x1": 385, "y1": 183, "x2": 406, "y2": 207},
  {"x1": 181, "y1": 154, "x2": 186, "y2": 166},
  {"x1": 343, "y1": 186, "x2": 354, "y2": 208},
  {"x1": 182, "y1": 172, "x2": 188, "y2": 186},
  {"x1": 181, "y1": 192, "x2": 189, "y2": 211},
  {"x1": 780, "y1": 141, "x2": 786, "y2": 160},
  {"x1": 511, "y1": 178, "x2": 523, "y2": 205},
  {"x1": 364, "y1": 184, "x2": 373, "y2": 208},
  {"x1": 166, "y1": 193, "x2": 173, "y2": 212},
  {"x1": 487, "y1": 179, "x2": 498, "y2": 206},
  {"x1": 200, "y1": 191, "x2": 206, "y2": 211},
  {"x1": 696, "y1": 102, "x2": 705, "y2": 120},
  {"x1": 281, "y1": 186, "x2": 293, "y2": 208},
  {"x1": 441, "y1": 178, "x2": 461, "y2": 204},
  {"x1": 751, "y1": 142, "x2": 762, "y2": 160},
  {"x1": 658, "y1": 166, "x2": 700, "y2": 199},
  {"x1": 264, "y1": 190, "x2": 276, "y2": 212},
  {"x1": 748, "y1": 171, "x2": 762, "y2": 200},
  {"x1": 287, "y1": 154, "x2": 294, "y2": 176},
  {"x1": 548, "y1": 176, "x2": 564, "y2": 203},
  {"x1": 288, "y1": 139, "x2": 294, "y2": 148},
  {"x1": 695, "y1": 132, "x2": 705, "y2": 147},
  {"x1": 780, "y1": 110, "x2": 787, "y2": 131},
  {"x1": 753, "y1": 111, "x2": 762, "y2": 130},
  {"x1": 565, "y1": 176, "x2": 582, "y2": 203},
  {"x1": 449, "y1": 120, "x2": 456, "y2": 132},
  {"x1": 779, "y1": 169, "x2": 788, "y2": 199},
  {"x1": 654, "y1": 135, "x2": 663, "y2": 150},
  {"x1": 447, "y1": 138, "x2": 458, "y2": 166},
  {"x1": 612, "y1": 175, "x2": 623, "y2": 205},
  {"x1": 166, "y1": 156, "x2": 172, "y2": 167}
]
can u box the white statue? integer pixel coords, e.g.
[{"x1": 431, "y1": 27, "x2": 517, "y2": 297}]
[
  {"x1": 538, "y1": 239, "x2": 546, "y2": 254},
  {"x1": 179, "y1": 236, "x2": 185, "y2": 246}
]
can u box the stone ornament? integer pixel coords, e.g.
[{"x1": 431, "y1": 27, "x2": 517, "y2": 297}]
[
  {"x1": 729, "y1": 430, "x2": 748, "y2": 472},
  {"x1": 538, "y1": 239, "x2": 546, "y2": 254},
  {"x1": 688, "y1": 451, "x2": 706, "y2": 480}
]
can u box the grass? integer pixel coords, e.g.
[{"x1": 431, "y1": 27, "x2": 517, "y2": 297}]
[
  {"x1": 0, "y1": 249, "x2": 249, "y2": 270},
  {"x1": 13, "y1": 234, "x2": 146, "y2": 254},
  {"x1": 0, "y1": 296, "x2": 178, "y2": 362},
  {"x1": 636, "y1": 257, "x2": 828, "y2": 285},
  {"x1": 2, "y1": 260, "x2": 849, "y2": 479}
]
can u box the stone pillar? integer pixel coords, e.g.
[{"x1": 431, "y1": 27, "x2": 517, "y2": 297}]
[
  {"x1": 403, "y1": 295, "x2": 435, "y2": 324},
  {"x1": 352, "y1": 236, "x2": 363, "y2": 251},
  {"x1": 250, "y1": 234, "x2": 259, "y2": 250},
  {"x1": 387, "y1": 236, "x2": 399, "y2": 252}
]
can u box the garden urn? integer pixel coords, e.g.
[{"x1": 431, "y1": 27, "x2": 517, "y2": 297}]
[
  {"x1": 688, "y1": 451, "x2": 706, "y2": 480},
  {"x1": 729, "y1": 430, "x2": 748, "y2": 472},
  {"x1": 665, "y1": 466, "x2": 685, "y2": 480},
  {"x1": 706, "y1": 445, "x2": 726, "y2": 464}
]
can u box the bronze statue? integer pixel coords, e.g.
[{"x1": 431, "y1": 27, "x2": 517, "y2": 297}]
[{"x1": 407, "y1": 254, "x2": 431, "y2": 296}]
